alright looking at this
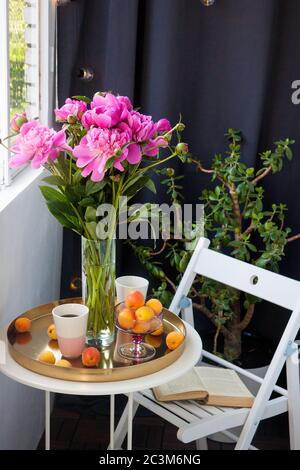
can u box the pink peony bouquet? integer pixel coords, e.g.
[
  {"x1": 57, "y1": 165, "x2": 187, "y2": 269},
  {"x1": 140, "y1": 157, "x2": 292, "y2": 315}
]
[
  {"x1": 4, "y1": 92, "x2": 188, "y2": 344},
  {"x1": 5, "y1": 91, "x2": 187, "y2": 239}
]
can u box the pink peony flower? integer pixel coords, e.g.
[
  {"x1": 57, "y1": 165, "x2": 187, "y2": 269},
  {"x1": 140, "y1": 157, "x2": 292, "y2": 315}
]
[
  {"x1": 55, "y1": 98, "x2": 87, "y2": 122},
  {"x1": 10, "y1": 112, "x2": 28, "y2": 132},
  {"x1": 9, "y1": 120, "x2": 71, "y2": 169},
  {"x1": 73, "y1": 127, "x2": 141, "y2": 182},
  {"x1": 126, "y1": 111, "x2": 156, "y2": 143},
  {"x1": 82, "y1": 92, "x2": 133, "y2": 129},
  {"x1": 125, "y1": 111, "x2": 171, "y2": 156}
]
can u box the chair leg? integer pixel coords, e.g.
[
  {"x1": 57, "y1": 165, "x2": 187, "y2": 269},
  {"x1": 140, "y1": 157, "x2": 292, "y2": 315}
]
[
  {"x1": 286, "y1": 344, "x2": 300, "y2": 450},
  {"x1": 45, "y1": 391, "x2": 51, "y2": 450},
  {"x1": 109, "y1": 395, "x2": 139, "y2": 449},
  {"x1": 195, "y1": 438, "x2": 208, "y2": 450}
]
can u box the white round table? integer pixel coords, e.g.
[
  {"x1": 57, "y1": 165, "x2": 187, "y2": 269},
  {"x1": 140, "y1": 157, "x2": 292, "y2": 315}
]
[{"x1": 0, "y1": 322, "x2": 202, "y2": 450}]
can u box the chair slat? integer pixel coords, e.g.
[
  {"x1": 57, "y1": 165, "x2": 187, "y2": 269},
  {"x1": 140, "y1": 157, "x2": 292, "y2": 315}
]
[
  {"x1": 140, "y1": 390, "x2": 198, "y2": 423},
  {"x1": 195, "y1": 248, "x2": 300, "y2": 310}
]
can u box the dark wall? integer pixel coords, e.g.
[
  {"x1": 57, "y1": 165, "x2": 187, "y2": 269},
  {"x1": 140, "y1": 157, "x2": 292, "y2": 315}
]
[{"x1": 57, "y1": 0, "x2": 300, "y2": 342}]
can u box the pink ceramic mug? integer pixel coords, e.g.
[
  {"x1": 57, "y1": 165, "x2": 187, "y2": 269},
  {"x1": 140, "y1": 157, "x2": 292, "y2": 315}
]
[{"x1": 52, "y1": 304, "x2": 89, "y2": 358}]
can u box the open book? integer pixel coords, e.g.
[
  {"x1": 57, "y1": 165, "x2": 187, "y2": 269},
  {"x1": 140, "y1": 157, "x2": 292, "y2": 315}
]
[{"x1": 153, "y1": 367, "x2": 254, "y2": 408}]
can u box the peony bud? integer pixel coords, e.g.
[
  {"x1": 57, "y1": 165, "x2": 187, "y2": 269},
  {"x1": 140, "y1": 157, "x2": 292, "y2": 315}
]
[
  {"x1": 175, "y1": 142, "x2": 189, "y2": 156},
  {"x1": 10, "y1": 112, "x2": 28, "y2": 132},
  {"x1": 166, "y1": 168, "x2": 175, "y2": 177},
  {"x1": 176, "y1": 122, "x2": 185, "y2": 132}
]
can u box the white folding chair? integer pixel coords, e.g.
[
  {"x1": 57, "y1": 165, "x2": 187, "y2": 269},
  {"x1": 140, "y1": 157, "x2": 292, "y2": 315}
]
[{"x1": 113, "y1": 237, "x2": 300, "y2": 450}]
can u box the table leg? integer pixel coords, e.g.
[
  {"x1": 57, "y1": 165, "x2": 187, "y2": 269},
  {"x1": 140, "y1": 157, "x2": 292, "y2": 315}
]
[
  {"x1": 110, "y1": 394, "x2": 115, "y2": 450},
  {"x1": 127, "y1": 393, "x2": 133, "y2": 450},
  {"x1": 45, "y1": 391, "x2": 50, "y2": 450}
]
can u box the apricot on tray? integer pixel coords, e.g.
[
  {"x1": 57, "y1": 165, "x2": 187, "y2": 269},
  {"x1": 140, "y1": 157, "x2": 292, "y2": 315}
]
[
  {"x1": 15, "y1": 317, "x2": 31, "y2": 333},
  {"x1": 47, "y1": 324, "x2": 57, "y2": 340},
  {"x1": 82, "y1": 347, "x2": 100, "y2": 367},
  {"x1": 56, "y1": 359, "x2": 72, "y2": 368},
  {"x1": 38, "y1": 350, "x2": 56, "y2": 364},
  {"x1": 166, "y1": 331, "x2": 184, "y2": 350}
]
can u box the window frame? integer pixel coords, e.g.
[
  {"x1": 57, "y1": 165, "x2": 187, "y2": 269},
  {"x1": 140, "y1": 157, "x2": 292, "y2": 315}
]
[{"x1": 0, "y1": 0, "x2": 56, "y2": 187}]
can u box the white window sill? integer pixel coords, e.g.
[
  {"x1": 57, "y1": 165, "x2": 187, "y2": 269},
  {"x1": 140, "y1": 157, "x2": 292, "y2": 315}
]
[{"x1": 0, "y1": 167, "x2": 44, "y2": 213}]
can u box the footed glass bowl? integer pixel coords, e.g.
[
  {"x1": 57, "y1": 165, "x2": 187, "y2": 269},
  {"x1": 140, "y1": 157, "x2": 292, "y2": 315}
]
[{"x1": 115, "y1": 301, "x2": 163, "y2": 362}]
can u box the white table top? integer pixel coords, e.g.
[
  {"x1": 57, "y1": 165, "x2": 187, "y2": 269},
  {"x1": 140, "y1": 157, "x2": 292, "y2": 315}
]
[{"x1": 0, "y1": 322, "x2": 202, "y2": 395}]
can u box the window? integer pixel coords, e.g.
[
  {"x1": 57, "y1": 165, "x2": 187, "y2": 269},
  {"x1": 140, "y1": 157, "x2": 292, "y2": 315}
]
[{"x1": 0, "y1": 0, "x2": 56, "y2": 186}]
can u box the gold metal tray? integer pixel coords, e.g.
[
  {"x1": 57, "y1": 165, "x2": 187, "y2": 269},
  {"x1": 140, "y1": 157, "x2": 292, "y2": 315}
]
[{"x1": 7, "y1": 298, "x2": 186, "y2": 382}]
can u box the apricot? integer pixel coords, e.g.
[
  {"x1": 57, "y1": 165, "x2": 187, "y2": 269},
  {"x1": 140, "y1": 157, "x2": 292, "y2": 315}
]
[
  {"x1": 125, "y1": 290, "x2": 145, "y2": 309},
  {"x1": 118, "y1": 308, "x2": 136, "y2": 330},
  {"x1": 38, "y1": 350, "x2": 56, "y2": 364},
  {"x1": 82, "y1": 347, "x2": 100, "y2": 367},
  {"x1": 56, "y1": 359, "x2": 72, "y2": 368},
  {"x1": 47, "y1": 324, "x2": 57, "y2": 340},
  {"x1": 135, "y1": 306, "x2": 155, "y2": 322},
  {"x1": 15, "y1": 317, "x2": 31, "y2": 333},
  {"x1": 150, "y1": 324, "x2": 164, "y2": 336},
  {"x1": 146, "y1": 298, "x2": 163, "y2": 316},
  {"x1": 132, "y1": 321, "x2": 150, "y2": 334},
  {"x1": 15, "y1": 332, "x2": 32, "y2": 345},
  {"x1": 166, "y1": 331, "x2": 184, "y2": 350}
]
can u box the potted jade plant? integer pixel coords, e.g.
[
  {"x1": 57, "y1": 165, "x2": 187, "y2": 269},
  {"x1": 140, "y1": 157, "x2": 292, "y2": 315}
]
[
  {"x1": 3, "y1": 92, "x2": 187, "y2": 347},
  {"x1": 131, "y1": 129, "x2": 300, "y2": 363}
]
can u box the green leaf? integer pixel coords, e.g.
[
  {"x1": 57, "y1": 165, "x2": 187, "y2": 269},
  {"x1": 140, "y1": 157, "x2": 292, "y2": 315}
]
[
  {"x1": 79, "y1": 197, "x2": 96, "y2": 207},
  {"x1": 104, "y1": 156, "x2": 116, "y2": 170},
  {"x1": 124, "y1": 175, "x2": 151, "y2": 198},
  {"x1": 144, "y1": 179, "x2": 157, "y2": 194},
  {"x1": 73, "y1": 169, "x2": 83, "y2": 184},
  {"x1": 285, "y1": 146, "x2": 293, "y2": 161},
  {"x1": 47, "y1": 200, "x2": 75, "y2": 216},
  {"x1": 85, "y1": 206, "x2": 97, "y2": 222},
  {"x1": 71, "y1": 95, "x2": 91, "y2": 104},
  {"x1": 86, "y1": 180, "x2": 107, "y2": 196},
  {"x1": 86, "y1": 221, "x2": 97, "y2": 239},
  {"x1": 40, "y1": 185, "x2": 68, "y2": 204},
  {"x1": 42, "y1": 175, "x2": 66, "y2": 186}
]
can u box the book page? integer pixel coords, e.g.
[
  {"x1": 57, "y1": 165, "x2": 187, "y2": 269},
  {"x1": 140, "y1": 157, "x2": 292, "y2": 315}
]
[
  {"x1": 157, "y1": 368, "x2": 206, "y2": 396},
  {"x1": 194, "y1": 367, "x2": 253, "y2": 398}
]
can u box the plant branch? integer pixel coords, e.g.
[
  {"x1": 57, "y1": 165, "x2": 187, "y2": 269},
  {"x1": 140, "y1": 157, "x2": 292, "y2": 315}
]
[
  {"x1": 251, "y1": 165, "x2": 272, "y2": 185},
  {"x1": 229, "y1": 184, "x2": 242, "y2": 235},
  {"x1": 243, "y1": 222, "x2": 256, "y2": 236},
  {"x1": 213, "y1": 325, "x2": 221, "y2": 355},
  {"x1": 237, "y1": 304, "x2": 255, "y2": 330},
  {"x1": 165, "y1": 276, "x2": 177, "y2": 292},
  {"x1": 192, "y1": 302, "x2": 231, "y2": 338},
  {"x1": 190, "y1": 158, "x2": 214, "y2": 174},
  {"x1": 287, "y1": 233, "x2": 300, "y2": 243}
]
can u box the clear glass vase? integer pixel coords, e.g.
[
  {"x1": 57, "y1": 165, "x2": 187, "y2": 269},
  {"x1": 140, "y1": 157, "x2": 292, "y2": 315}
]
[{"x1": 82, "y1": 236, "x2": 115, "y2": 347}]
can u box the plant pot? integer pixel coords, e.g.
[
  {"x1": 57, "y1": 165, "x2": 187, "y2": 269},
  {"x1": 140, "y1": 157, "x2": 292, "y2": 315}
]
[{"x1": 82, "y1": 236, "x2": 116, "y2": 347}]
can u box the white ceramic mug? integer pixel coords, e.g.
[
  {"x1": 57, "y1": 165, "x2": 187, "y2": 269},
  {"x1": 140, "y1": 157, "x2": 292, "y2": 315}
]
[
  {"x1": 52, "y1": 304, "x2": 89, "y2": 358},
  {"x1": 115, "y1": 275, "x2": 149, "y2": 303}
]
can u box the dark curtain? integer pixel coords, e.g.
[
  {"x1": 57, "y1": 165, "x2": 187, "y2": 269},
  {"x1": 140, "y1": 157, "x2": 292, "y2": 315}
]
[{"x1": 58, "y1": 0, "x2": 300, "y2": 343}]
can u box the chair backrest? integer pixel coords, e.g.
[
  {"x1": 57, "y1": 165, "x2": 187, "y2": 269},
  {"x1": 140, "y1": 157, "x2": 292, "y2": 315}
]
[
  {"x1": 170, "y1": 237, "x2": 300, "y2": 449},
  {"x1": 170, "y1": 237, "x2": 300, "y2": 314}
]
